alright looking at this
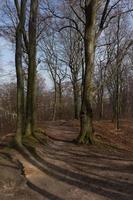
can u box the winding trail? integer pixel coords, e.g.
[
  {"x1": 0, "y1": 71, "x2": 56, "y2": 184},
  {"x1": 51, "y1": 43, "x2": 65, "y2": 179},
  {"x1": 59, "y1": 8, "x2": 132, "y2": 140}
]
[
  {"x1": 1, "y1": 120, "x2": 133, "y2": 200},
  {"x1": 14, "y1": 121, "x2": 133, "y2": 200}
]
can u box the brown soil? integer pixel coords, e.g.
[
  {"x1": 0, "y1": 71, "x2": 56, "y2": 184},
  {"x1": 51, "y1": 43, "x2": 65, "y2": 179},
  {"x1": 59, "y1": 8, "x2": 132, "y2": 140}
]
[
  {"x1": 0, "y1": 120, "x2": 133, "y2": 200},
  {"x1": 0, "y1": 151, "x2": 44, "y2": 200}
]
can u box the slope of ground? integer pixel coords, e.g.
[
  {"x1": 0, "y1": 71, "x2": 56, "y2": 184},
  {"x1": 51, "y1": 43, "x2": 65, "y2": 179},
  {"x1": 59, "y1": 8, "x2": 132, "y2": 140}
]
[
  {"x1": 0, "y1": 120, "x2": 133, "y2": 200},
  {"x1": 0, "y1": 151, "x2": 44, "y2": 200}
]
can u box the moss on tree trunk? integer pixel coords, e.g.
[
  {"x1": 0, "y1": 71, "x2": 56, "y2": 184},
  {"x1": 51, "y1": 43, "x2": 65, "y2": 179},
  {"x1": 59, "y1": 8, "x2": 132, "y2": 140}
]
[
  {"x1": 77, "y1": 0, "x2": 97, "y2": 144},
  {"x1": 25, "y1": 0, "x2": 38, "y2": 137}
]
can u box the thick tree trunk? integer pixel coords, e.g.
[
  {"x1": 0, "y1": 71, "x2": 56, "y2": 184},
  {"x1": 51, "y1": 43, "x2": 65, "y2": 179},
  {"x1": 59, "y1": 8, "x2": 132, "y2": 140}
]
[
  {"x1": 15, "y1": 23, "x2": 25, "y2": 144},
  {"x1": 78, "y1": 0, "x2": 97, "y2": 144},
  {"x1": 25, "y1": 0, "x2": 38, "y2": 136},
  {"x1": 14, "y1": 0, "x2": 27, "y2": 145}
]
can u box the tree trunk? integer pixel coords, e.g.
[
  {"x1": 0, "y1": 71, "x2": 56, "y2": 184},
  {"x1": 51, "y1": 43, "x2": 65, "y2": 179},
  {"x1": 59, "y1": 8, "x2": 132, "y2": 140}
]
[
  {"x1": 98, "y1": 87, "x2": 104, "y2": 120},
  {"x1": 58, "y1": 80, "x2": 62, "y2": 119},
  {"x1": 14, "y1": 0, "x2": 27, "y2": 145},
  {"x1": 73, "y1": 82, "x2": 79, "y2": 119},
  {"x1": 15, "y1": 23, "x2": 25, "y2": 144},
  {"x1": 52, "y1": 82, "x2": 57, "y2": 121},
  {"x1": 111, "y1": 95, "x2": 116, "y2": 122},
  {"x1": 78, "y1": 0, "x2": 97, "y2": 144},
  {"x1": 115, "y1": 15, "x2": 121, "y2": 130},
  {"x1": 115, "y1": 67, "x2": 120, "y2": 129},
  {"x1": 25, "y1": 0, "x2": 38, "y2": 136}
]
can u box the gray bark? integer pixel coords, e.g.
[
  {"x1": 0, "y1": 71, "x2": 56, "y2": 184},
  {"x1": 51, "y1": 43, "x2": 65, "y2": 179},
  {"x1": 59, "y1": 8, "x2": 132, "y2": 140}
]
[
  {"x1": 25, "y1": 0, "x2": 38, "y2": 136},
  {"x1": 78, "y1": 0, "x2": 97, "y2": 144},
  {"x1": 14, "y1": 0, "x2": 27, "y2": 144}
]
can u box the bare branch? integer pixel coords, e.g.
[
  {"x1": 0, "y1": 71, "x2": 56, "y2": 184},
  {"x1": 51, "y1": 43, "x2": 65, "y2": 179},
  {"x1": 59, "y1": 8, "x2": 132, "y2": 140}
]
[
  {"x1": 70, "y1": 6, "x2": 85, "y2": 25},
  {"x1": 58, "y1": 25, "x2": 84, "y2": 39}
]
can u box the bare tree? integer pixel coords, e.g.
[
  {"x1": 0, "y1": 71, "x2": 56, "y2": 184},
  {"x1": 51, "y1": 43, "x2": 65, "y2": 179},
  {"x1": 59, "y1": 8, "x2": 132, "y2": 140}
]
[
  {"x1": 25, "y1": 0, "x2": 38, "y2": 136},
  {"x1": 14, "y1": 0, "x2": 27, "y2": 145}
]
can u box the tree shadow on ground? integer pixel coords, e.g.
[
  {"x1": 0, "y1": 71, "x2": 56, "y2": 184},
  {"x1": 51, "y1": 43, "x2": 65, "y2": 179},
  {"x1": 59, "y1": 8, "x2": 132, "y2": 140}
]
[
  {"x1": 27, "y1": 181, "x2": 64, "y2": 200},
  {"x1": 19, "y1": 144, "x2": 133, "y2": 200}
]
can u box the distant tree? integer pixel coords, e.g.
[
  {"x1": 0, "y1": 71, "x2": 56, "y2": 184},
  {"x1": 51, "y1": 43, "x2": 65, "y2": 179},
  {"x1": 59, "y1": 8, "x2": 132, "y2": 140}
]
[{"x1": 59, "y1": 25, "x2": 82, "y2": 120}]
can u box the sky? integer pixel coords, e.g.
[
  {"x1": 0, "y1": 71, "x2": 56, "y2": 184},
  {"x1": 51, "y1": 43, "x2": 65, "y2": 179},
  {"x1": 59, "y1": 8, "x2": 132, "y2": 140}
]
[
  {"x1": 0, "y1": 37, "x2": 53, "y2": 89},
  {"x1": 0, "y1": 0, "x2": 53, "y2": 88},
  {"x1": 0, "y1": 0, "x2": 132, "y2": 88},
  {"x1": 0, "y1": 1, "x2": 15, "y2": 83},
  {"x1": 0, "y1": 37, "x2": 16, "y2": 84}
]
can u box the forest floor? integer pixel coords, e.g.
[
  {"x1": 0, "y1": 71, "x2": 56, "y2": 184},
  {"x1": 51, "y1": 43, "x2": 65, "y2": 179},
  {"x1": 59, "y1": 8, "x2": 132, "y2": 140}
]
[{"x1": 0, "y1": 120, "x2": 133, "y2": 200}]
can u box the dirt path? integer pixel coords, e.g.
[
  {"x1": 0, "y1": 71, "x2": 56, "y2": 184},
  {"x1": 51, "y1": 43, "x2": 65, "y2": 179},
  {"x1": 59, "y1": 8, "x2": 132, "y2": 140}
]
[
  {"x1": 1, "y1": 121, "x2": 133, "y2": 200},
  {"x1": 0, "y1": 151, "x2": 44, "y2": 200},
  {"x1": 15, "y1": 122, "x2": 133, "y2": 200}
]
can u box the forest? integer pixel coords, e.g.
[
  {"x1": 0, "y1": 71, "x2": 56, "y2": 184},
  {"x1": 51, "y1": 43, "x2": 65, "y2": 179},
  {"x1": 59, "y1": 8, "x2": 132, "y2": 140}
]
[{"x1": 0, "y1": 0, "x2": 133, "y2": 199}]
